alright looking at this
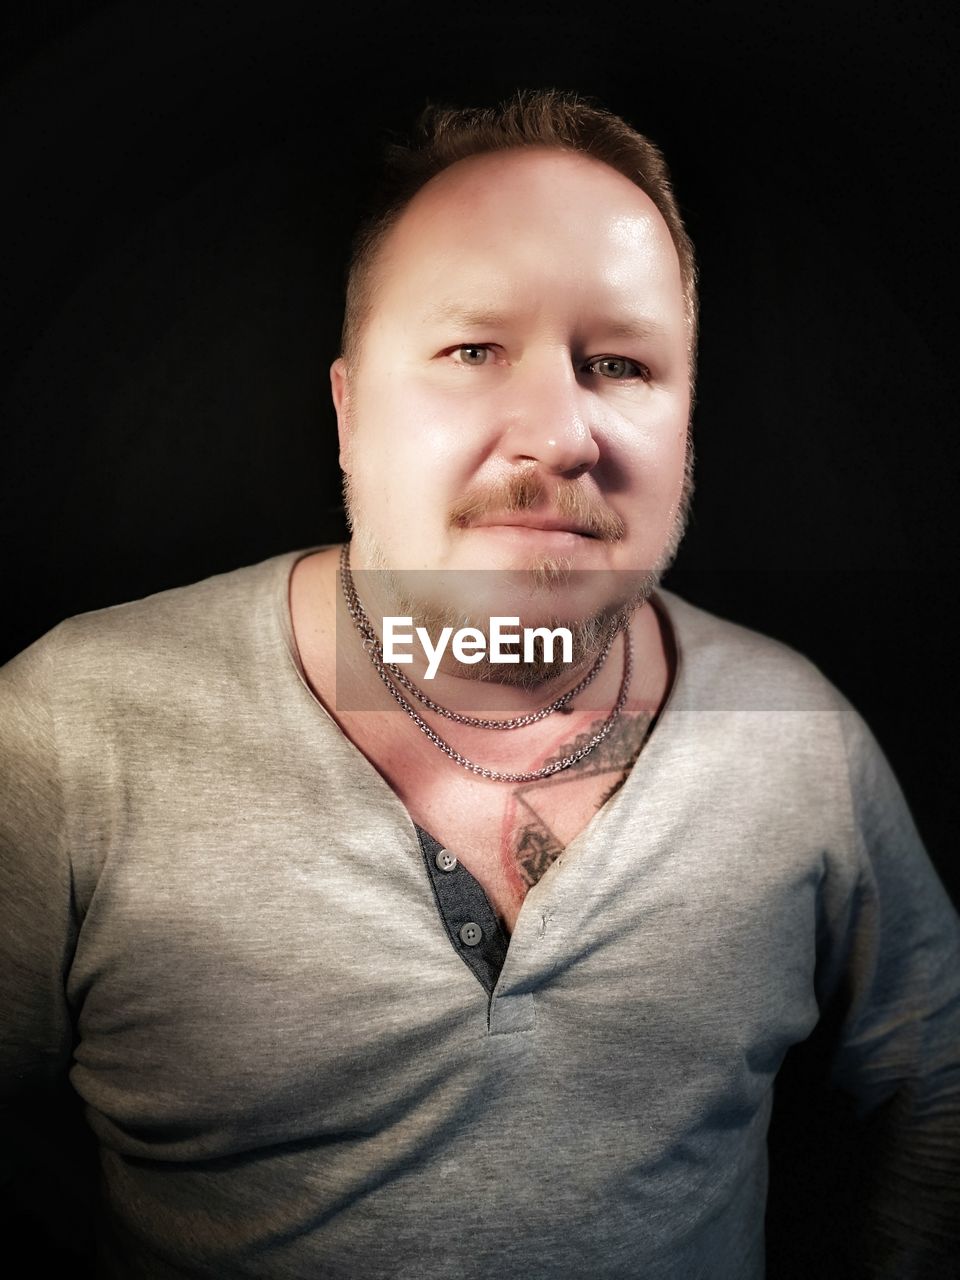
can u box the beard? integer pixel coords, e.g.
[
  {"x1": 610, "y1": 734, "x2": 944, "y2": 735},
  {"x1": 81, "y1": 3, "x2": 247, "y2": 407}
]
[
  {"x1": 352, "y1": 566, "x2": 653, "y2": 691},
  {"x1": 340, "y1": 441, "x2": 694, "y2": 691}
]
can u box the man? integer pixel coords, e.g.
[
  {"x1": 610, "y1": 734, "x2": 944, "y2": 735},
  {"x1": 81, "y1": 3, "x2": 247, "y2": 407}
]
[{"x1": 2, "y1": 91, "x2": 958, "y2": 1278}]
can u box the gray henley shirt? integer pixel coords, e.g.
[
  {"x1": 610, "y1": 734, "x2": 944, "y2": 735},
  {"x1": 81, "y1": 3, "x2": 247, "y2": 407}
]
[{"x1": 2, "y1": 547, "x2": 958, "y2": 1278}]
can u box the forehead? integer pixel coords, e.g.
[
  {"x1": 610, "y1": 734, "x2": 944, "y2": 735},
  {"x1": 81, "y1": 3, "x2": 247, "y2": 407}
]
[{"x1": 369, "y1": 147, "x2": 684, "y2": 324}]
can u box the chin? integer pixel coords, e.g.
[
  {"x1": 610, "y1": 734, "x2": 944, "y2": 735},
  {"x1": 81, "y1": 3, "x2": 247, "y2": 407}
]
[{"x1": 346, "y1": 522, "x2": 660, "y2": 634}]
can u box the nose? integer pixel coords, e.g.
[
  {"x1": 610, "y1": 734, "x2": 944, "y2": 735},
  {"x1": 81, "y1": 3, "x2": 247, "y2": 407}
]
[{"x1": 500, "y1": 353, "x2": 601, "y2": 478}]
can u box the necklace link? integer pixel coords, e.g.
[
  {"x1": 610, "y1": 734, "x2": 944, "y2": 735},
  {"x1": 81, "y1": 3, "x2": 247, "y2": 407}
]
[{"x1": 338, "y1": 543, "x2": 632, "y2": 783}]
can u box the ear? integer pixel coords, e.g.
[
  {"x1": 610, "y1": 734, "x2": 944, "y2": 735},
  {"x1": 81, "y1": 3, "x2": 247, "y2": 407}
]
[{"x1": 330, "y1": 357, "x2": 351, "y2": 470}]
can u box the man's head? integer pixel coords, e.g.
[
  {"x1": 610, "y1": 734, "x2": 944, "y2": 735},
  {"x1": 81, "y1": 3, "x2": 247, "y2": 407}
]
[
  {"x1": 330, "y1": 91, "x2": 697, "y2": 681},
  {"x1": 340, "y1": 91, "x2": 699, "y2": 377}
]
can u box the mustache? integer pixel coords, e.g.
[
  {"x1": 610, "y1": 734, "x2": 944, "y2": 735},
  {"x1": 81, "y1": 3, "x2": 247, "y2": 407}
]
[{"x1": 448, "y1": 468, "x2": 626, "y2": 542}]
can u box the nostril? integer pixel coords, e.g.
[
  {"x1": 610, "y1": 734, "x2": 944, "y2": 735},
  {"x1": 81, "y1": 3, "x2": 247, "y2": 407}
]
[{"x1": 566, "y1": 461, "x2": 593, "y2": 480}]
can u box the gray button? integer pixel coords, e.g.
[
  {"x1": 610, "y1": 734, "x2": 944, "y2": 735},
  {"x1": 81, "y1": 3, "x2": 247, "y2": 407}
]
[
  {"x1": 435, "y1": 849, "x2": 458, "y2": 872},
  {"x1": 459, "y1": 921, "x2": 482, "y2": 947}
]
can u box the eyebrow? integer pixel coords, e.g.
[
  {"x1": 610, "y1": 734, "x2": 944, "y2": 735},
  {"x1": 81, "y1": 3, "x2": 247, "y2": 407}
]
[
  {"x1": 423, "y1": 304, "x2": 513, "y2": 330},
  {"x1": 597, "y1": 317, "x2": 670, "y2": 342},
  {"x1": 423, "y1": 303, "x2": 669, "y2": 342}
]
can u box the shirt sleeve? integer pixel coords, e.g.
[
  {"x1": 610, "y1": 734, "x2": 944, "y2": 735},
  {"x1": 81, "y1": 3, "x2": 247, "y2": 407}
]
[
  {"x1": 817, "y1": 701, "x2": 960, "y2": 1278},
  {"x1": 0, "y1": 627, "x2": 78, "y2": 1116}
]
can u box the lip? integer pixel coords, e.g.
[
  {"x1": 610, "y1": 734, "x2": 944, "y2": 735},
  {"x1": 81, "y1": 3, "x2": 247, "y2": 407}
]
[
  {"x1": 465, "y1": 525, "x2": 600, "y2": 552},
  {"x1": 468, "y1": 517, "x2": 598, "y2": 538}
]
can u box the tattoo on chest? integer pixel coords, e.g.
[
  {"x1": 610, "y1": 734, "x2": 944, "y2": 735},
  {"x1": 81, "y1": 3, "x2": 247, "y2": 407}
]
[{"x1": 505, "y1": 711, "x2": 653, "y2": 889}]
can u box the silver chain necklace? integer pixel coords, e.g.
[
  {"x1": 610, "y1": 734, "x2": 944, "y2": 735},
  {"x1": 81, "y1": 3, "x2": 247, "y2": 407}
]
[
  {"x1": 338, "y1": 542, "x2": 633, "y2": 784},
  {"x1": 338, "y1": 543, "x2": 616, "y2": 728}
]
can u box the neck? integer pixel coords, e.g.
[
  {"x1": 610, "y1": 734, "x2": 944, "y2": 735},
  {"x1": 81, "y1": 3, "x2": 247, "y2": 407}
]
[
  {"x1": 338, "y1": 545, "x2": 641, "y2": 719},
  {"x1": 384, "y1": 633, "x2": 624, "y2": 716}
]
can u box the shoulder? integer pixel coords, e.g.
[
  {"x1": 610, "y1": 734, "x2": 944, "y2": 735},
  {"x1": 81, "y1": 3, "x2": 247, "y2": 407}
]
[
  {"x1": 654, "y1": 587, "x2": 846, "y2": 714},
  {"x1": 0, "y1": 548, "x2": 309, "y2": 712},
  {"x1": 652, "y1": 588, "x2": 944, "y2": 892},
  {"x1": 651, "y1": 586, "x2": 885, "y2": 806},
  {"x1": 653, "y1": 588, "x2": 944, "y2": 862}
]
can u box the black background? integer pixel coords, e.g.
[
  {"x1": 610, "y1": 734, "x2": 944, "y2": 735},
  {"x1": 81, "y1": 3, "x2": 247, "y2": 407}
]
[{"x1": 2, "y1": 1, "x2": 958, "y2": 1274}]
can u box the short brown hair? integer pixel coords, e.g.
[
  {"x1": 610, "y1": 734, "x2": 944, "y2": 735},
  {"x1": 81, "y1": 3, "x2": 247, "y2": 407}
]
[{"x1": 340, "y1": 89, "x2": 699, "y2": 375}]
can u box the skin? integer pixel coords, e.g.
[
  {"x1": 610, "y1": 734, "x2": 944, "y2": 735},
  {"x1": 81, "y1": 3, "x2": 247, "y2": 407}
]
[
  {"x1": 331, "y1": 147, "x2": 691, "y2": 702},
  {"x1": 293, "y1": 146, "x2": 694, "y2": 927},
  {"x1": 504, "y1": 707, "x2": 655, "y2": 890}
]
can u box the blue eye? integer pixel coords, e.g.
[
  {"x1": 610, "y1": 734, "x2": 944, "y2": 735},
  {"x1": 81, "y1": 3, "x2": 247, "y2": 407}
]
[{"x1": 586, "y1": 356, "x2": 650, "y2": 380}]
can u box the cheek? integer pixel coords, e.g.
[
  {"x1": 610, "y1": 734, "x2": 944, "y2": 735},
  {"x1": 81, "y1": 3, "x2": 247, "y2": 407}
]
[
  {"x1": 650, "y1": 425, "x2": 691, "y2": 527},
  {"x1": 615, "y1": 394, "x2": 689, "y2": 488},
  {"x1": 347, "y1": 389, "x2": 467, "y2": 512},
  {"x1": 381, "y1": 391, "x2": 489, "y2": 477},
  {"x1": 661, "y1": 422, "x2": 691, "y2": 495}
]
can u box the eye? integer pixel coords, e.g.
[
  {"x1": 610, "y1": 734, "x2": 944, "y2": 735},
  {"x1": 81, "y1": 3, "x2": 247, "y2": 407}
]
[
  {"x1": 452, "y1": 345, "x2": 492, "y2": 366},
  {"x1": 584, "y1": 356, "x2": 651, "y2": 381}
]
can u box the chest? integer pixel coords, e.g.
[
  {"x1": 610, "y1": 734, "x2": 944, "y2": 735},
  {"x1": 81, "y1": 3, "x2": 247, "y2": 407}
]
[
  {"x1": 288, "y1": 548, "x2": 650, "y2": 932},
  {"x1": 303, "y1": 659, "x2": 647, "y2": 935},
  {"x1": 376, "y1": 752, "x2": 631, "y2": 935}
]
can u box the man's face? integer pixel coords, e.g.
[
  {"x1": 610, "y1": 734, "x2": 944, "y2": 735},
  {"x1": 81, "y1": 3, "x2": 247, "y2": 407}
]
[{"x1": 332, "y1": 147, "x2": 692, "y2": 639}]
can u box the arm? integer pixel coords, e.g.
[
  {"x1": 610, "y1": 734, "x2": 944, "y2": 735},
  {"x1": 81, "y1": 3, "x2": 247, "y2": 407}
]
[
  {"x1": 0, "y1": 627, "x2": 94, "y2": 1260},
  {"x1": 817, "y1": 704, "x2": 960, "y2": 1278}
]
